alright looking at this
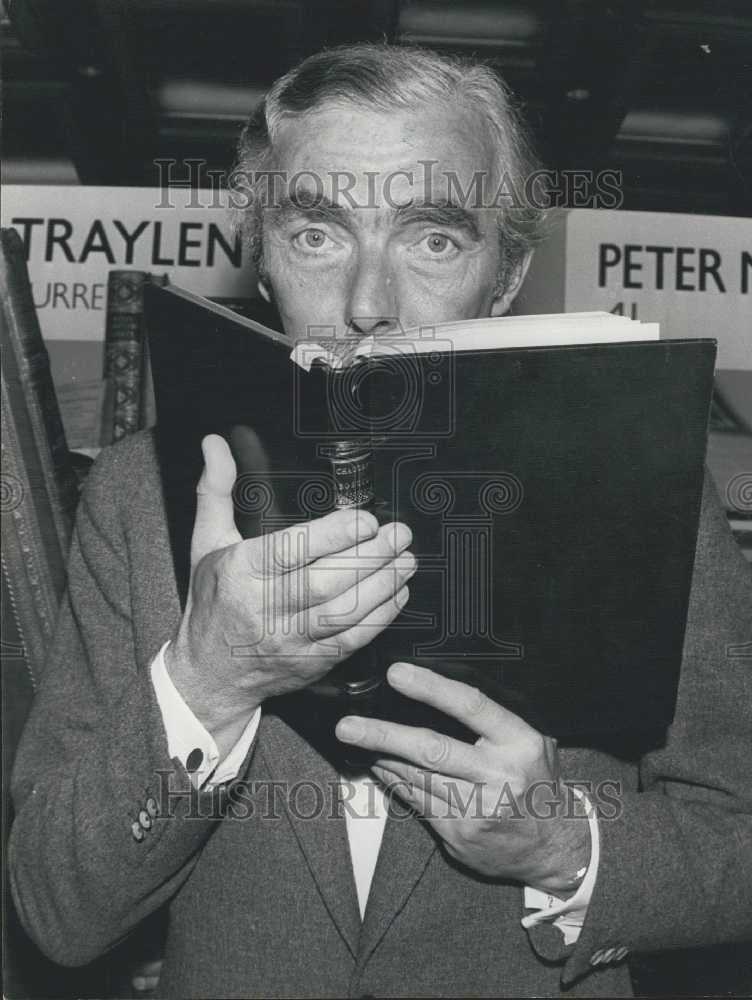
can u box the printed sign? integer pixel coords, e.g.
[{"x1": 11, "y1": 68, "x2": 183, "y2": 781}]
[
  {"x1": 1, "y1": 186, "x2": 257, "y2": 342},
  {"x1": 564, "y1": 210, "x2": 751, "y2": 370}
]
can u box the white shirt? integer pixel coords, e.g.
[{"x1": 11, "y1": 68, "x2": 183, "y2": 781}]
[{"x1": 151, "y1": 642, "x2": 598, "y2": 938}]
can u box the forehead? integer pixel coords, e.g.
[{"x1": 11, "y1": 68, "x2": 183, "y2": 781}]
[{"x1": 270, "y1": 100, "x2": 498, "y2": 206}]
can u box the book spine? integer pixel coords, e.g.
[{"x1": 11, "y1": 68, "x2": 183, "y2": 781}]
[
  {"x1": 0, "y1": 228, "x2": 78, "y2": 553},
  {"x1": 1, "y1": 363, "x2": 68, "y2": 678},
  {"x1": 101, "y1": 270, "x2": 148, "y2": 445},
  {"x1": 140, "y1": 273, "x2": 168, "y2": 430}
]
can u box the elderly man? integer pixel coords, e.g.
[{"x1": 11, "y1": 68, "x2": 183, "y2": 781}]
[{"x1": 10, "y1": 43, "x2": 752, "y2": 998}]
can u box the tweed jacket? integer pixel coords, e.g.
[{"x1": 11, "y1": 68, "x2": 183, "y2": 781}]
[{"x1": 9, "y1": 430, "x2": 752, "y2": 998}]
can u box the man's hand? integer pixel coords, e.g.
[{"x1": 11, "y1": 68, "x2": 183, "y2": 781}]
[
  {"x1": 335, "y1": 662, "x2": 591, "y2": 894},
  {"x1": 166, "y1": 435, "x2": 415, "y2": 754}
]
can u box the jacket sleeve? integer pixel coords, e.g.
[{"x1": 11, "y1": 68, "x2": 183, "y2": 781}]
[
  {"x1": 525, "y1": 471, "x2": 752, "y2": 985},
  {"x1": 8, "y1": 443, "x2": 252, "y2": 967}
]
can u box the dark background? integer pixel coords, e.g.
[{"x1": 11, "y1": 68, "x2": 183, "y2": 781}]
[
  {"x1": 2, "y1": 0, "x2": 751, "y2": 216},
  {"x1": 2, "y1": 1, "x2": 751, "y2": 997}
]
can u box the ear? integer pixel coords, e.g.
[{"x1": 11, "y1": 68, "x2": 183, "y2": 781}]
[{"x1": 490, "y1": 251, "x2": 533, "y2": 317}]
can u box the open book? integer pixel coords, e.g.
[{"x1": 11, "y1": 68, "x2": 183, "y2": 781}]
[
  {"x1": 292, "y1": 310, "x2": 659, "y2": 370},
  {"x1": 146, "y1": 283, "x2": 714, "y2": 748}
]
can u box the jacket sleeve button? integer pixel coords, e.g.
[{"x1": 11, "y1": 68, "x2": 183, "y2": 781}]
[
  {"x1": 131, "y1": 821, "x2": 145, "y2": 842},
  {"x1": 186, "y1": 748, "x2": 204, "y2": 773},
  {"x1": 146, "y1": 796, "x2": 159, "y2": 818},
  {"x1": 139, "y1": 809, "x2": 152, "y2": 830}
]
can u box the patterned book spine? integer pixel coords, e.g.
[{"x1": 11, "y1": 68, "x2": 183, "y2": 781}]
[
  {"x1": 101, "y1": 270, "x2": 148, "y2": 444},
  {"x1": 0, "y1": 227, "x2": 78, "y2": 553},
  {"x1": 1, "y1": 361, "x2": 67, "y2": 679}
]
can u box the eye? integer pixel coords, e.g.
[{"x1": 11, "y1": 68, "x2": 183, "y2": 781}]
[
  {"x1": 293, "y1": 228, "x2": 331, "y2": 251},
  {"x1": 418, "y1": 232, "x2": 459, "y2": 258},
  {"x1": 425, "y1": 234, "x2": 449, "y2": 253}
]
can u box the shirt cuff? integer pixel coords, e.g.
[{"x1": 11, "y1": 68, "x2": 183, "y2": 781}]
[
  {"x1": 150, "y1": 640, "x2": 261, "y2": 789},
  {"x1": 520, "y1": 786, "x2": 601, "y2": 946}
]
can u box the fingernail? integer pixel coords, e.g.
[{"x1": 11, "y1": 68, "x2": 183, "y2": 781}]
[
  {"x1": 398, "y1": 551, "x2": 417, "y2": 577},
  {"x1": 388, "y1": 662, "x2": 414, "y2": 684},
  {"x1": 393, "y1": 522, "x2": 412, "y2": 551},
  {"x1": 336, "y1": 718, "x2": 363, "y2": 743}
]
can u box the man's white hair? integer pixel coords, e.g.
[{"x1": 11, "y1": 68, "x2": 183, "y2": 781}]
[{"x1": 230, "y1": 42, "x2": 545, "y2": 292}]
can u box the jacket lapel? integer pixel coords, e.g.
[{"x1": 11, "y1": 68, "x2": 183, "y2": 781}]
[
  {"x1": 258, "y1": 708, "x2": 362, "y2": 958},
  {"x1": 256, "y1": 699, "x2": 438, "y2": 965},
  {"x1": 357, "y1": 801, "x2": 438, "y2": 965}
]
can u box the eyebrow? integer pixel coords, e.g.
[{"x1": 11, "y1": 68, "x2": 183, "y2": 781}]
[
  {"x1": 394, "y1": 201, "x2": 482, "y2": 240},
  {"x1": 269, "y1": 189, "x2": 482, "y2": 241},
  {"x1": 270, "y1": 190, "x2": 349, "y2": 226}
]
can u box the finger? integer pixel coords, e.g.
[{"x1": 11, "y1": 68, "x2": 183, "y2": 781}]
[
  {"x1": 229, "y1": 425, "x2": 273, "y2": 475},
  {"x1": 229, "y1": 425, "x2": 283, "y2": 520},
  {"x1": 319, "y1": 585, "x2": 410, "y2": 657},
  {"x1": 372, "y1": 765, "x2": 419, "y2": 812},
  {"x1": 385, "y1": 662, "x2": 531, "y2": 743},
  {"x1": 371, "y1": 758, "x2": 481, "y2": 808},
  {"x1": 191, "y1": 434, "x2": 241, "y2": 565},
  {"x1": 372, "y1": 765, "x2": 456, "y2": 825},
  {"x1": 303, "y1": 521, "x2": 412, "y2": 607},
  {"x1": 256, "y1": 547, "x2": 411, "y2": 623},
  {"x1": 243, "y1": 508, "x2": 378, "y2": 577},
  {"x1": 335, "y1": 716, "x2": 487, "y2": 781},
  {"x1": 305, "y1": 552, "x2": 415, "y2": 639}
]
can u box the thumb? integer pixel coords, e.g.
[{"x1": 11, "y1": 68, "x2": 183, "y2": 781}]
[{"x1": 191, "y1": 434, "x2": 241, "y2": 566}]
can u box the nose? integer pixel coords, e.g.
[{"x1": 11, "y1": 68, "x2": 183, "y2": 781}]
[{"x1": 346, "y1": 247, "x2": 399, "y2": 337}]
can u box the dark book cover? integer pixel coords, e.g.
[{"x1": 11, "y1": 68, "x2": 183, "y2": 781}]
[
  {"x1": 0, "y1": 227, "x2": 78, "y2": 553},
  {"x1": 146, "y1": 283, "x2": 715, "y2": 750}
]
